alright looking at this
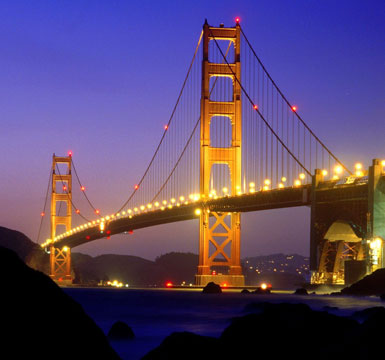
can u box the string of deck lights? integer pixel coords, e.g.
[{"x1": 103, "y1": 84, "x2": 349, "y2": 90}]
[{"x1": 41, "y1": 161, "x2": 382, "y2": 249}]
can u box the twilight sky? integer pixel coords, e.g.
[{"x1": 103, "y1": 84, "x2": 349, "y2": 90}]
[{"x1": 0, "y1": 0, "x2": 384, "y2": 260}]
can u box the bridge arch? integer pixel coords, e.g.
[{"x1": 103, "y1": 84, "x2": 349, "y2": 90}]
[{"x1": 314, "y1": 220, "x2": 364, "y2": 285}]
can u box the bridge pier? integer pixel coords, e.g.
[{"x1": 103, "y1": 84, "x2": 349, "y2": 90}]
[{"x1": 311, "y1": 159, "x2": 385, "y2": 285}]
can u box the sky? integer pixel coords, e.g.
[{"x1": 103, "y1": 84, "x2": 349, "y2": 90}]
[{"x1": 0, "y1": 0, "x2": 384, "y2": 260}]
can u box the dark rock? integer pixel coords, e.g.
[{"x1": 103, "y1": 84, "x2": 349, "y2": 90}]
[
  {"x1": 293, "y1": 287, "x2": 308, "y2": 295},
  {"x1": 341, "y1": 268, "x2": 385, "y2": 296},
  {"x1": 322, "y1": 306, "x2": 339, "y2": 312},
  {"x1": 108, "y1": 321, "x2": 135, "y2": 340},
  {"x1": 352, "y1": 307, "x2": 385, "y2": 322},
  {"x1": 253, "y1": 287, "x2": 271, "y2": 294},
  {"x1": 142, "y1": 331, "x2": 220, "y2": 359},
  {"x1": 0, "y1": 246, "x2": 120, "y2": 359},
  {"x1": 241, "y1": 289, "x2": 250, "y2": 294},
  {"x1": 220, "y1": 303, "x2": 359, "y2": 359},
  {"x1": 202, "y1": 282, "x2": 222, "y2": 293}
]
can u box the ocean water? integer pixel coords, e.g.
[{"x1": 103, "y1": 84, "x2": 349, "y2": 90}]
[{"x1": 64, "y1": 288, "x2": 383, "y2": 360}]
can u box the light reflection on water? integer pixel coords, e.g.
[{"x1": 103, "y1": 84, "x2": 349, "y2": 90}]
[{"x1": 64, "y1": 288, "x2": 383, "y2": 360}]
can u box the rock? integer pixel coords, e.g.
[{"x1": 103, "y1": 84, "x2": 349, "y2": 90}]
[
  {"x1": 293, "y1": 288, "x2": 308, "y2": 295},
  {"x1": 142, "y1": 331, "x2": 220, "y2": 359},
  {"x1": 0, "y1": 246, "x2": 120, "y2": 359},
  {"x1": 202, "y1": 282, "x2": 222, "y2": 294},
  {"x1": 253, "y1": 287, "x2": 271, "y2": 294},
  {"x1": 341, "y1": 268, "x2": 385, "y2": 296},
  {"x1": 220, "y1": 303, "x2": 359, "y2": 359},
  {"x1": 108, "y1": 321, "x2": 135, "y2": 340},
  {"x1": 352, "y1": 307, "x2": 385, "y2": 322},
  {"x1": 241, "y1": 289, "x2": 250, "y2": 294}
]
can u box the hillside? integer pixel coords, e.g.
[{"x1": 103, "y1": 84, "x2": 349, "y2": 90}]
[
  {"x1": 0, "y1": 226, "x2": 50, "y2": 273},
  {"x1": 0, "y1": 226, "x2": 308, "y2": 288}
]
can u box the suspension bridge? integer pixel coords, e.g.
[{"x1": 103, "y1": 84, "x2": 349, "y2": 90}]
[{"x1": 37, "y1": 20, "x2": 385, "y2": 287}]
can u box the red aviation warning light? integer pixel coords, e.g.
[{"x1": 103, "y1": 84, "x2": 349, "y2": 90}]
[
  {"x1": 253, "y1": 104, "x2": 258, "y2": 110},
  {"x1": 95, "y1": 209, "x2": 100, "y2": 215},
  {"x1": 81, "y1": 186, "x2": 85, "y2": 191},
  {"x1": 75, "y1": 209, "x2": 80, "y2": 214},
  {"x1": 68, "y1": 151, "x2": 73, "y2": 157},
  {"x1": 166, "y1": 282, "x2": 173, "y2": 288},
  {"x1": 41, "y1": 212, "x2": 45, "y2": 217},
  {"x1": 134, "y1": 184, "x2": 139, "y2": 190},
  {"x1": 164, "y1": 125, "x2": 169, "y2": 130},
  {"x1": 62, "y1": 185, "x2": 67, "y2": 191},
  {"x1": 235, "y1": 17, "x2": 240, "y2": 24},
  {"x1": 291, "y1": 105, "x2": 297, "y2": 112}
]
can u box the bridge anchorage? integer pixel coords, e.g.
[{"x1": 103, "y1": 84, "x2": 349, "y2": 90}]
[{"x1": 38, "y1": 20, "x2": 385, "y2": 287}]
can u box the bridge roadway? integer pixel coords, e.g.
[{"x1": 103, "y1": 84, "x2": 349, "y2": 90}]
[{"x1": 49, "y1": 180, "x2": 368, "y2": 250}]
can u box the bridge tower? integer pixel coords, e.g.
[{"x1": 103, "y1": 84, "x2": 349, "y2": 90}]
[
  {"x1": 50, "y1": 154, "x2": 72, "y2": 283},
  {"x1": 195, "y1": 21, "x2": 244, "y2": 286}
]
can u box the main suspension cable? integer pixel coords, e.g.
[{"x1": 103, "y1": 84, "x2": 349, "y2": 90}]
[
  {"x1": 115, "y1": 30, "x2": 204, "y2": 214},
  {"x1": 209, "y1": 27, "x2": 311, "y2": 176},
  {"x1": 36, "y1": 168, "x2": 52, "y2": 244},
  {"x1": 150, "y1": 41, "x2": 233, "y2": 202},
  {"x1": 71, "y1": 158, "x2": 101, "y2": 217},
  {"x1": 240, "y1": 27, "x2": 351, "y2": 175},
  {"x1": 55, "y1": 163, "x2": 91, "y2": 222}
]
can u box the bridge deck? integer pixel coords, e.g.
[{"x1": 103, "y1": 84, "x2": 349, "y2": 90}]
[
  {"x1": 48, "y1": 181, "x2": 369, "y2": 250},
  {"x1": 49, "y1": 185, "x2": 312, "y2": 249}
]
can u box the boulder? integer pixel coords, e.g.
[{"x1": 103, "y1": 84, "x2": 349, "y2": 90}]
[
  {"x1": 202, "y1": 282, "x2": 222, "y2": 294},
  {"x1": 220, "y1": 303, "x2": 359, "y2": 359},
  {"x1": 341, "y1": 268, "x2": 385, "y2": 296},
  {"x1": 352, "y1": 307, "x2": 385, "y2": 323},
  {"x1": 142, "y1": 331, "x2": 220, "y2": 359},
  {"x1": 293, "y1": 288, "x2": 308, "y2": 295},
  {"x1": 108, "y1": 321, "x2": 135, "y2": 340},
  {"x1": 253, "y1": 287, "x2": 271, "y2": 294},
  {"x1": 0, "y1": 246, "x2": 120, "y2": 359}
]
